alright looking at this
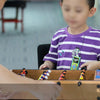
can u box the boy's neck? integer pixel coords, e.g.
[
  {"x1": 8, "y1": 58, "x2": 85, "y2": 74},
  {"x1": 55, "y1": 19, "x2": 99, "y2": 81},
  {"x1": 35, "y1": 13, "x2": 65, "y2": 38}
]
[{"x1": 68, "y1": 24, "x2": 89, "y2": 35}]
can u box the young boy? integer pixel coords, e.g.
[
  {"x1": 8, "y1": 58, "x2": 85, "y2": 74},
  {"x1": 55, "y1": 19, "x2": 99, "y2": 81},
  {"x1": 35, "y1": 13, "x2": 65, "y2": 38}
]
[{"x1": 40, "y1": 0, "x2": 100, "y2": 70}]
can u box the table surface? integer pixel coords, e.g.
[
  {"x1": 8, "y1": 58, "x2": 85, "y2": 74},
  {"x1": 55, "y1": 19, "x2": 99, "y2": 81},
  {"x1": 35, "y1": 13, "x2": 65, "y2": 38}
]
[{"x1": 3, "y1": 80, "x2": 100, "y2": 100}]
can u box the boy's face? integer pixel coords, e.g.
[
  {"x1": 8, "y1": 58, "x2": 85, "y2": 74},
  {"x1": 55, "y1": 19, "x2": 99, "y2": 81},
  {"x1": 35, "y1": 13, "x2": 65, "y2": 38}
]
[{"x1": 60, "y1": 0, "x2": 96, "y2": 28}]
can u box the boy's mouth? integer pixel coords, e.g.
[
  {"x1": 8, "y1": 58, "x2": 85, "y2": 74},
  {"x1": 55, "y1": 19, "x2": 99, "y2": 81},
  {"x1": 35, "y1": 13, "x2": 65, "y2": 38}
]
[{"x1": 69, "y1": 20, "x2": 77, "y2": 24}]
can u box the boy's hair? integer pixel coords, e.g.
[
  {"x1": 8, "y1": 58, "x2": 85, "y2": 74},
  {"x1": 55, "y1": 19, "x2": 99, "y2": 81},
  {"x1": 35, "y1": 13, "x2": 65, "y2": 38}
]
[{"x1": 60, "y1": 0, "x2": 95, "y2": 9}]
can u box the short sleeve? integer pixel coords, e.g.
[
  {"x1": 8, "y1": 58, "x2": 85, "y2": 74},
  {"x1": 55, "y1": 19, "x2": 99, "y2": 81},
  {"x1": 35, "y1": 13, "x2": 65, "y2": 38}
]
[
  {"x1": 43, "y1": 29, "x2": 65, "y2": 64},
  {"x1": 43, "y1": 34, "x2": 59, "y2": 64}
]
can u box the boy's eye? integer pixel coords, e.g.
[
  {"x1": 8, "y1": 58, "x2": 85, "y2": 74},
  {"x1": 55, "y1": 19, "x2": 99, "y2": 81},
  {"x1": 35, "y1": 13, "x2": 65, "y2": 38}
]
[
  {"x1": 65, "y1": 8, "x2": 70, "y2": 11},
  {"x1": 76, "y1": 10, "x2": 82, "y2": 13}
]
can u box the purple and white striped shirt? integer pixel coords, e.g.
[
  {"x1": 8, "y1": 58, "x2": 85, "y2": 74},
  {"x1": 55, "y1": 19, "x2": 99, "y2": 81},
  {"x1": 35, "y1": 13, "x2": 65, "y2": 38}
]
[{"x1": 43, "y1": 26, "x2": 100, "y2": 70}]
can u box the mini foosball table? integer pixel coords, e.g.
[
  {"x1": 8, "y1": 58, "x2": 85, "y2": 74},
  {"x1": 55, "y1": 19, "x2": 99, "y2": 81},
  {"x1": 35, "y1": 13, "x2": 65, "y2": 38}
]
[{"x1": 12, "y1": 69, "x2": 100, "y2": 100}]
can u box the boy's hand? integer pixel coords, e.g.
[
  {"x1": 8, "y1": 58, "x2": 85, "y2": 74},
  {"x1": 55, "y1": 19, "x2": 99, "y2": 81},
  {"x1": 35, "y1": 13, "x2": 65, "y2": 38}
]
[
  {"x1": 39, "y1": 63, "x2": 50, "y2": 70},
  {"x1": 39, "y1": 61, "x2": 54, "y2": 70},
  {"x1": 80, "y1": 61, "x2": 100, "y2": 70}
]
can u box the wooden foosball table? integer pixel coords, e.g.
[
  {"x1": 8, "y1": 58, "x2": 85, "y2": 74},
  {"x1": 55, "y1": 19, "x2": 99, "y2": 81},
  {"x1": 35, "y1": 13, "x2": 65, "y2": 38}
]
[{"x1": 12, "y1": 70, "x2": 100, "y2": 100}]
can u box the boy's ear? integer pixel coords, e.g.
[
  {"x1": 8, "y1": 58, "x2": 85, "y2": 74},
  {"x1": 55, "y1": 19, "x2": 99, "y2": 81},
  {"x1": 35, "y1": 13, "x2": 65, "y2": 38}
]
[
  {"x1": 59, "y1": 1, "x2": 62, "y2": 7},
  {"x1": 88, "y1": 7, "x2": 96, "y2": 17}
]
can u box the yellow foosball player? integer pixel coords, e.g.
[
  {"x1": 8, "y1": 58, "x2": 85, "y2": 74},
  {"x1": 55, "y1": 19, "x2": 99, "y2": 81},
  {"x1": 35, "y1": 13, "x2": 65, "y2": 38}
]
[
  {"x1": 79, "y1": 66, "x2": 87, "y2": 80},
  {"x1": 78, "y1": 67, "x2": 87, "y2": 86}
]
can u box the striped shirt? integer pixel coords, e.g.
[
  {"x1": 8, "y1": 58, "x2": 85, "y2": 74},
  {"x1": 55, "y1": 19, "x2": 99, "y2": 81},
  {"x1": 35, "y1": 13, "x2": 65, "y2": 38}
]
[{"x1": 43, "y1": 26, "x2": 100, "y2": 70}]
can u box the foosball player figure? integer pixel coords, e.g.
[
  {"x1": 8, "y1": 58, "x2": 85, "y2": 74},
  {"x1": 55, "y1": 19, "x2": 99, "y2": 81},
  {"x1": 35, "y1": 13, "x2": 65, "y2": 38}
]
[
  {"x1": 38, "y1": 71, "x2": 46, "y2": 80},
  {"x1": 59, "y1": 70, "x2": 67, "y2": 80},
  {"x1": 79, "y1": 69, "x2": 86, "y2": 80},
  {"x1": 40, "y1": 73, "x2": 48, "y2": 80},
  {"x1": 19, "y1": 68, "x2": 28, "y2": 77},
  {"x1": 38, "y1": 70, "x2": 51, "y2": 80},
  {"x1": 78, "y1": 67, "x2": 87, "y2": 86},
  {"x1": 79, "y1": 66, "x2": 87, "y2": 80}
]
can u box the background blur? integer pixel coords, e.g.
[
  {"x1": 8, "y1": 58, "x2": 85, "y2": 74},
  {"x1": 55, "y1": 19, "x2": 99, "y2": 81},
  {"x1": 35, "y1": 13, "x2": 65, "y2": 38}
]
[{"x1": 0, "y1": 0, "x2": 100, "y2": 69}]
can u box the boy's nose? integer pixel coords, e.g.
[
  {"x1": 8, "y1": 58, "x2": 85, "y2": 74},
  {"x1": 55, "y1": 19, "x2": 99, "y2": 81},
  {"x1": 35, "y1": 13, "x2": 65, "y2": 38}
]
[{"x1": 69, "y1": 11, "x2": 76, "y2": 18}]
